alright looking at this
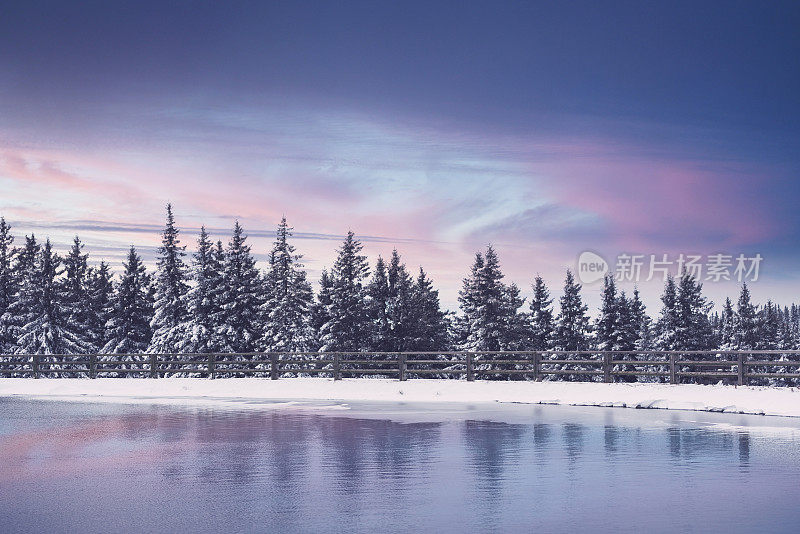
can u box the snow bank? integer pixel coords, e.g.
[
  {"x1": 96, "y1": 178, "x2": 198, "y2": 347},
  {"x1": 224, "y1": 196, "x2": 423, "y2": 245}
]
[{"x1": 2, "y1": 378, "x2": 800, "y2": 417}]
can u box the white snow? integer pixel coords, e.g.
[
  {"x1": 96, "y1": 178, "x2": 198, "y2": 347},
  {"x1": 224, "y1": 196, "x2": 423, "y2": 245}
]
[{"x1": 1, "y1": 378, "x2": 800, "y2": 417}]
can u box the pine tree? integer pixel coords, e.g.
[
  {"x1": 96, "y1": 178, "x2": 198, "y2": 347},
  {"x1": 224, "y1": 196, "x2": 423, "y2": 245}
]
[
  {"x1": 719, "y1": 297, "x2": 736, "y2": 350},
  {"x1": 0, "y1": 218, "x2": 17, "y2": 353},
  {"x1": 407, "y1": 267, "x2": 450, "y2": 351},
  {"x1": 595, "y1": 275, "x2": 619, "y2": 351},
  {"x1": 529, "y1": 275, "x2": 554, "y2": 352},
  {"x1": 179, "y1": 227, "x2": 225, "y2": 353},
  {"x1": 7, "y1": 235, "x2": 40, "y2": 352},
  {"x1": 367, "y1": 256, "x2": 391, "y2": 351},
  {"x1": 87, "y1": 261, "x2": 114, "y2": 350},
  {"x1": 16, "y1": 239, "x2": 88, "y2": 355},
  {"x1": 386, "y1": 250, "x2": 416, "y2": 351},
  {"x1": 654, "y1": 276, "x2": 679, "y2": 350},
  {"x1": 319, "y1": 231, "x2": 371, "y2": 352},
  {"x1": 311, "y1": 269, "x2": 334, "y2": 350},
  {"x1": 554, "y1": 270, "x2": 590, "y2": 351},
  {"x1": 734, "y1": 283, "x2": 758, "y2": 350},
  {"x1": 757, "y1": 301, "x2": 780, "y2": 350},
  {"x1": 62, "y1": 236, "x2": 95, "y2": 352},
  {"x1": 630, "y1": 288, "x2": 652, "y2": 350},
  {"x1": 218, "y1": 221, "x2": 262, "y2": 353},
  {"x1": 457, "y1": 246, "x2": 526, "y2": 351},
  {"x1": 103, "y1": 246, "x2": 153, "y2": 354},
  {"x1": 148, "y1": 204, "x2": 189, "y2": 353},
  {"x1": 674, "y1": 271, "x2": 713, "y2": 352},
  {"x1": 261, "y1": 217, "x2": 315, "y2": 352}
]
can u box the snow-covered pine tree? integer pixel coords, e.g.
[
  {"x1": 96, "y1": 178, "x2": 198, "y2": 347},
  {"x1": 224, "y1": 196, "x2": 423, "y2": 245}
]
[
  {"x1": 757, "y1": 301, "x2": 780, "y2": 350},
  {"x1": 318, "y1": 231, "x2": 371, "y2": 352},
  {"x1": 407, "y1": 267, "x2": 450, "y2": 352},
  {"x1": 179, "y1": 227, "x2": 224, "y2": 354},
  {"x1": 457, "y1": 246, "x2": 526, "y2": 353},
  {"x1": 16, "y1": 239, "x2": 89, "y2": 356},
  {"x1": 261, "y1": 217, "x2": 315, "y2": 352},
  {"x1": 103, "y1": 246, "x2": 154, "y2": 357},
  {"x1": 62, "y1": 236, "x2": 95, "y2": 352},
  {"x1": 86, "y1": 261, "x2": 114, "y2": 351},
  {"x1": 5, "y1": 235, "x2": 40, "y2": 356},
  {"x1": 148, "y1": 204, "x2": 189, "y2": 354},
  {"x1": 553, "y1": 269, "x2": 590, "y2": 351},
  {"x1": 630, "y1": 288, "x2": 652, "y2": 351},
  {"x1": 734, "y1": 283, "x2": 758, "y2": 350},
  {"x1": 614, "y1": 291, "x2": 639, "y2": 352},
  {"x1": 366, "y1": 256, "x2": 391, "y2": 351},
  {"x1": 595, "y1": 275, "x2": 619, "y2": 352},
  {"x1": 311, "y1": 269, "x2": 333, "y2": 351},
  {"x1": 386, "y1": 250, "x2": 416, "y2": 351},
  {"x1": 654, "y1": 276, "x2": 678, "y2": 350},
  {"x1": 777, "y1": 305, "x2": 796, "y2": 351},
  {"x1": 529, "y1": 275, "x2": 554, "y2": 352},
  {"x1": 674, "y1": 271, "x2": 713, "y2": 355},
  {"x1": 218, "y1": 221, "x2": 262, "y2": 353},
  {"x1": 718, "y1": 297, "x2": 736, "y2": 350},
  {"x1": 0, "y1": 218, "x2": 17, "y2": 353}
]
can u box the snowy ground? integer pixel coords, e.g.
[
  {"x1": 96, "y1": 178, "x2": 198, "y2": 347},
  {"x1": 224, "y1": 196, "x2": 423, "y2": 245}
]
[{"x1": 1, "y1": 378, "x2": 799, "y2": 417}]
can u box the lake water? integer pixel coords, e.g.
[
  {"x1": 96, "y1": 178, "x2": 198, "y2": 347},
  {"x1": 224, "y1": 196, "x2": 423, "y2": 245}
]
[{"x1": 1, "y1": 397, "x2": 799, "y2": 533}]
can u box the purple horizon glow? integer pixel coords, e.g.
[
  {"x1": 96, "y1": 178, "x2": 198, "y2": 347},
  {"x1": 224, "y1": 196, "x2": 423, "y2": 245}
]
[{"x1": 1, "y1": 2, "x2": 799, "y2": 313}]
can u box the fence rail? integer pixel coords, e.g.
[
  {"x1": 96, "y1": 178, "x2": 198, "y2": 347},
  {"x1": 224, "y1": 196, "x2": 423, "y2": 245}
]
[{"x1": 2, "y1": 351, "x2": 800, "y2": 386}]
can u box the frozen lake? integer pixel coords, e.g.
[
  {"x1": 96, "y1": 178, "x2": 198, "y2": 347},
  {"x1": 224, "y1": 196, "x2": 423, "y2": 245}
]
[{"x1": 1, "y1": 398, "x2": 800, "y2": 533}]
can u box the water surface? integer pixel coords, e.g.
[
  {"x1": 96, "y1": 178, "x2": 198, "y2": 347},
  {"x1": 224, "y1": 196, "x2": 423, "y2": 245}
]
[{"x1": 1, "y1": 397, "x2": 799, "y2": 533}]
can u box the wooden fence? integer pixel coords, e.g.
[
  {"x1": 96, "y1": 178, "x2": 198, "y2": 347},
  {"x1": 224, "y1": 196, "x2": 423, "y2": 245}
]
[{"x1": 1, "y1": 351, "x2": 800, "y2": 386}]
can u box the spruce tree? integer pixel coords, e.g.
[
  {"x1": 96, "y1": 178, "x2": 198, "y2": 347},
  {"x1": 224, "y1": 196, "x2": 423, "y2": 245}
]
[
  {"x1": 62, "y1": 236, "x2": 95, "y2": 352},
  {"x1": 595, "y1": 275, "x2": 618, "y2": 351},
  {"x1": 0, "y1": 218, "x2": 17, "y2": 353},
  {"x1": 529, "y1": 275, "x2": 554, "y2": 352},
  {"x1": 261, "y1": 217, "x2": 315, "y2": 352},
  {"x1": 674, "y1": 271, "x2": 713, "y2": 352},
  {"x1": 553, "y1": 270, "x2": 590, "y2": 351},
  {"x1": 319, "y1": 231, "x2": 371, "y2": 352},
  {"x1": 386, "y1": 250, "x2": 416, "y2": 351},
  {"x1": 630, "y1": 288, "x2": 652, "y2": 350},
  {"x1": 367, "y1": 256, "x2": 391, "y2": 351},
  {"x1": 87, "y1": 261, "x2": 114, "y2": 351},
  {"x1": 104, "y1": 246, "x2": 153, "y2": 354},
  {"x1": 757, "y1": 301, "x2": 780, "y2": 350},
  {"x1": 148, "y1": 204, "x2": 189, "y2": 353},
  {"x1": 457, "y1": 246, "x2": 526, "y2": 352},
  {"x1": 719, "y1": 297, "x2": 736, "y2": 350},
  {"x1": 408, "y1": 267, "x2": 450, "y2": 351},
  {"x1": 654, "y1": 276, "x2": 679, "y2": 350},
  {"x1": 218, "y1": 221, "x2": 262, "y2": 353},
  {"x1": 311, "y1": 269, "x2": 334, "y2": 350},
  {"x1": 7, "y1": 235, "x2": 41, "y2": 352},
  {"x1": 179, "y1": 227, "x2": 224, "y2": 353},
  {"x1": 734, "y1": 283, "x2": 758, "y2": 350},
  {"x1": 16, "y1": 239, "x2": 88, "y2": 355}
]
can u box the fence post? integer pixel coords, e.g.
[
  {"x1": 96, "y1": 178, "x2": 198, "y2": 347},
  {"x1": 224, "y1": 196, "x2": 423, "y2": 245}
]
[
  {"x1": 33, "y1": 354, "x2": 40, "y2": 379},
  {"x1": 334, "y1": 353, "x2": 341, "y2": 381},
  {"x1": 209, "y1": 353, "x2": 215, "y2": 380},
  {"x1": 90, "y1": 354, "x2": 97, "y2": 379},
  {"x1": 399, "y1": 352, "x2": 407, "y2": 381},
  {"x1": 737, "y1": 352, "x2": 746, "y2": 386},
  {"x1": 669, "y1": 353, "x2": 676, "y2": 384},
  {"x1": 150, "y1": 354, "x2": 158, "y2": 379},
  {"x1": 270, "y1": 354, "x2": 279, "y2": 380},
  {"x1": 603, "y1": 352, "x2": 611, "y2": 383},
  {"x1": 467, "y1": 353, "x2": 474, "y2": 382},
  {"x1": 533, "y1": 352, "x2": 540, "y2": 382}
]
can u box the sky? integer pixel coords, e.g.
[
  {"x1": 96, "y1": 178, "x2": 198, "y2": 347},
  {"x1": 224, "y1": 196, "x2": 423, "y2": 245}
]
[{"x1": 1, "y1": 1, "x2": 799, "y2": 313}]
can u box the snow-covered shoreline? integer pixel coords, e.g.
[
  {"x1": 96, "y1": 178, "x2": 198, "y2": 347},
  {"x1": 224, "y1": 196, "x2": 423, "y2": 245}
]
[{"x1": 1, "y1": 378, "x2": 800, "y2": 417}]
